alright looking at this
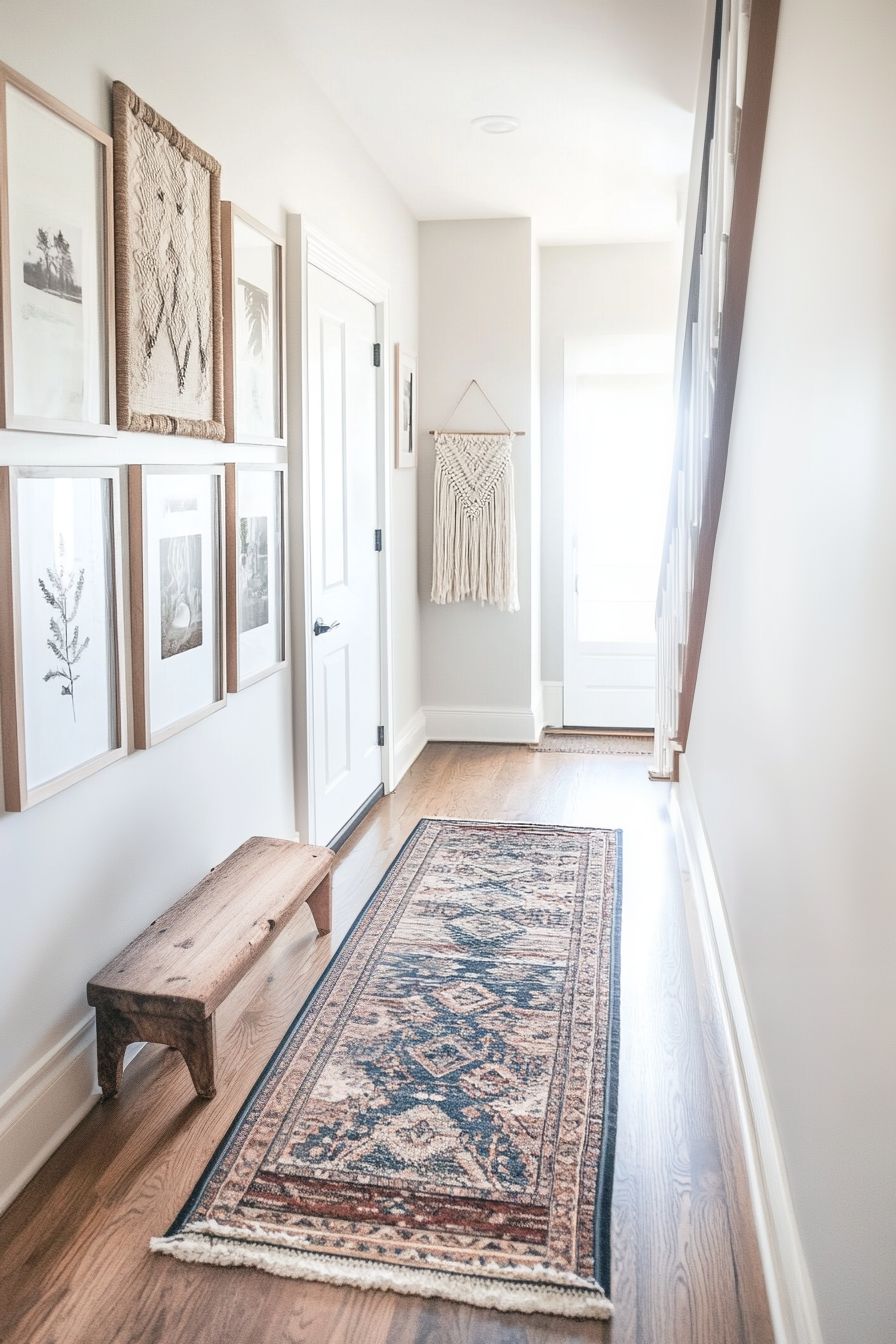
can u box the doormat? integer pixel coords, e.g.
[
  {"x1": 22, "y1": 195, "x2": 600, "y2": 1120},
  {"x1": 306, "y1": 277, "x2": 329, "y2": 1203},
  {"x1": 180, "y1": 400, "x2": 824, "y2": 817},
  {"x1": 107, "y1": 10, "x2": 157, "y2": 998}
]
[
  {"x1": 152, "y1": 818, "x2": 622, "y2": 1320},
  {"x1": 535, "y1": 731, "x2": 654, "y2": 757}
]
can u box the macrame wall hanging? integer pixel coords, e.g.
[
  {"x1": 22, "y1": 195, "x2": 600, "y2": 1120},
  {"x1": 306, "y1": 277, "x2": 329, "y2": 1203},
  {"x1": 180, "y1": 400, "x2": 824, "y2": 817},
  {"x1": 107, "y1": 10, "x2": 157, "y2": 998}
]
[{"x1": 429, "y1": 380, "x2": 523, "y2": 613}]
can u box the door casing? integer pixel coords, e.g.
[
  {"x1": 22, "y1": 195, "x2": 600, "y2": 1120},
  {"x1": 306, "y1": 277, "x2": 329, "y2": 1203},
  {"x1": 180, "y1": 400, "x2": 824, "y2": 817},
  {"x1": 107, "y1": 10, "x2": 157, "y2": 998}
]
[{"x1": 287, "y1": 217, "x2": 395, "y2": 843}]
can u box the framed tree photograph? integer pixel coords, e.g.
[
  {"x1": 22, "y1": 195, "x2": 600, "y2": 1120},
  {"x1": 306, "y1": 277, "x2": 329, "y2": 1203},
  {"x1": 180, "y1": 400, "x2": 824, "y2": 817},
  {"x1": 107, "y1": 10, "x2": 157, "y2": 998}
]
[
  {"x1": 394, "y1": 344, "x2": 417, "y2": 469},
  {"x1": 0, "y1": 467, "x2": 127, "y2": 811},
  {"x1": 112, "y1": 83, "x2": 224, "y2": 440},
  {"x1": 221, "y1": 204, "x2": 285, "y2": 445},
  {"x1": 225, "y1": 463, "x2": 287, "y2": 691},
  {"x1": 129, "y1": 465, "x2": 226, "y2": 747},
  {"x1": 0, "y1": 63, "x2": 115, "y2": 436}
]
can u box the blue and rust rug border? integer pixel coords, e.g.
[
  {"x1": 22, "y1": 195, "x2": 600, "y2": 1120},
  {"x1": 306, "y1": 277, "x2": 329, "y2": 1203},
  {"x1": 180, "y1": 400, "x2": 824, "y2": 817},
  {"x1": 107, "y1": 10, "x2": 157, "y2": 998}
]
[{"x1": 157, "y1": 818, "x2": 624, "y2": 1315}]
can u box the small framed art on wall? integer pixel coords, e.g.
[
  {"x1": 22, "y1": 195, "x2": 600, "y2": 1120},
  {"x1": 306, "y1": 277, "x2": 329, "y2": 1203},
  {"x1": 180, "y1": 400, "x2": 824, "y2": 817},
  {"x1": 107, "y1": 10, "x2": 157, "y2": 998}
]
[{"x1": 225, "y1": 463, "x2": 287, "y2": 691}]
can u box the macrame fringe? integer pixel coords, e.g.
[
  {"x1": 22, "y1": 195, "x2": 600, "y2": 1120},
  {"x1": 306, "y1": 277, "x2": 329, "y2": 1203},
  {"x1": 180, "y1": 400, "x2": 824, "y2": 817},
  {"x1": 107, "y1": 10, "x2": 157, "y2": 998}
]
[
  {"x1": 150, "y1": 1224, "x2": 613, "y2": 1320},
  {"x1": 431, "y1": 433, "x2": 519, "y2": 612}
]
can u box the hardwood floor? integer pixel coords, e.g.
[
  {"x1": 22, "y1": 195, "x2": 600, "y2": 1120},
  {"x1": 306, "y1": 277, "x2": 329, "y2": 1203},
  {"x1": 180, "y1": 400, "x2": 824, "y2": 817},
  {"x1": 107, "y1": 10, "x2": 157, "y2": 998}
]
[{"x1": 0, "y1": 744, "x2": 772, "y2": 1344}]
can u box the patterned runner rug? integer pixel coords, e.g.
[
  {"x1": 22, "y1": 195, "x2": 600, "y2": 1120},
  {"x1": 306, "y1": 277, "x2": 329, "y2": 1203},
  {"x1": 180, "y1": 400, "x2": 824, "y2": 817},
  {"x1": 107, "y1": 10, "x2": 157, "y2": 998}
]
[
  {"x1": 535, "y1": 731, "x2": 654, "y2": 757},
  {"x1": 152, "y1": 818, "x2": 623, "y2": 1320}
]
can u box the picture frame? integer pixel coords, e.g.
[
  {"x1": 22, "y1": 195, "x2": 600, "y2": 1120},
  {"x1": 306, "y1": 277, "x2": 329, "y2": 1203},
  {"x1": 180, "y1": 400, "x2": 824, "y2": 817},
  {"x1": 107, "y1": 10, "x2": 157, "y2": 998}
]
[
  {"x1": 221, "y1": 203, "x2": 285, "y2": 445},
  {"x1": 129, "y1": 464, "x2": 226, "y2": 748},
  {"x1": 112, "y1": 83, "x2": 224, "y2": 440},
  {"x1": 0, "y1": 466, "x2": 128, "y2": 811},
  {"x1": 0, "y1": 63, "x2": 115, "y2": 436},
  {"x1": 225, "y1": 463, "x2": 287, "y2": 691},
  {"x1": 394, "y1": 344, "x2": 417, "y2": 469}
]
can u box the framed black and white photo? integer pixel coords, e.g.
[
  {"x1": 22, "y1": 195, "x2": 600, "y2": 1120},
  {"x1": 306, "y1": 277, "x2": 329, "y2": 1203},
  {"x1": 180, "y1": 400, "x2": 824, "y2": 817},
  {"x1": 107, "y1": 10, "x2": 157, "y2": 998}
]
[
  {"x1": 129, "y1": 465, "x2": 225, "y2": 747},
  {"x1": 225, "y1": 463, "x2": 287, "y2": 691},
  {"x1": 0, "y1": 467, "x2": 127, "y2": 811},
  {"x1": 221, "y1": 204, "x2": 285, "y2": 445},
  {"x1": 395, "y1": 344, "x2": 417, "y2": 469},
  {"x1": 113, "y1": 83, "x2": 224, "y2": 439},
  {"x1": 0, "y1": 64, "x2": 115, "y2": 436}
]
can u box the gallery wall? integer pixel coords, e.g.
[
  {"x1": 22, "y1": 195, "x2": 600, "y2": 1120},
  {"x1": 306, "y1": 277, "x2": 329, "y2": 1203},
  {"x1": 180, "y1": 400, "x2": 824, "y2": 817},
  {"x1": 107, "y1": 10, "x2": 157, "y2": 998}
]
[
  {"x1": 682, "y1": 0, "x2": 896, "y2": 1337},
  {"x1": 539, "y1": 242, "x2": 681, "y2": 688},
  {"x1": 417, "y1": 218, "x2": 541, "y2": 741},
  {"x1": 0, "y1": 0, "x2": 419, "y2": 1209}
]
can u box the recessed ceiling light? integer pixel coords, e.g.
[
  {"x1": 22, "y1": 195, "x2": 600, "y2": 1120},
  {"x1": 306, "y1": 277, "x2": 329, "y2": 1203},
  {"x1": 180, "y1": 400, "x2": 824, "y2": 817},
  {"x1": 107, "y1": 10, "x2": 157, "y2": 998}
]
[{"x1": 472, "y1": 115, "x2": 520, "y2": 135}]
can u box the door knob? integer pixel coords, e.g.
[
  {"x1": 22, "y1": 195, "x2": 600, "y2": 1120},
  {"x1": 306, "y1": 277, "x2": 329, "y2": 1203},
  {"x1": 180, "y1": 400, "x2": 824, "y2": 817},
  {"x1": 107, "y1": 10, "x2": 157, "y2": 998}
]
[{"x1": 313, "y1": 618, "x2": 341, "y2": 636}]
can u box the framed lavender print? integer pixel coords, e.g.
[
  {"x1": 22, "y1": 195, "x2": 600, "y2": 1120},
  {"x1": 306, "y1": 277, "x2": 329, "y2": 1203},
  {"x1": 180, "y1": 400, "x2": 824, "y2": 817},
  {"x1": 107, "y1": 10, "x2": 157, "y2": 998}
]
[
  {"x1": 0, "y1": 63, "x2": 115, "y2": 435},
  {"x1": 0, "y1": 467, "x2": 127, "y2": 811},
  {"x1": 129, "y1": 465, "x2": 226, "y2": 747},
  {"x1": 225, "y1": 463, "x2": 287, "y2": 691},
  {"x1": 221, "y1": 204, "x2": 285, "y2": 445}
]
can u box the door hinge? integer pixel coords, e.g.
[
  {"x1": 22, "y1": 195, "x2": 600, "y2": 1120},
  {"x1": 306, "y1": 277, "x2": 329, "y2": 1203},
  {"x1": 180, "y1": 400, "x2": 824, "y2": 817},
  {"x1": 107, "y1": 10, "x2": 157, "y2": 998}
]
[
  {"x1": 373, "y1": 342, "x2": 381, "y2": 367},
  {"x1": 377, "y1": 725, "x2": 385, "y2": 747},
  {"x1": 374, "y1": 528, "x2": 383, "y2": 552}
]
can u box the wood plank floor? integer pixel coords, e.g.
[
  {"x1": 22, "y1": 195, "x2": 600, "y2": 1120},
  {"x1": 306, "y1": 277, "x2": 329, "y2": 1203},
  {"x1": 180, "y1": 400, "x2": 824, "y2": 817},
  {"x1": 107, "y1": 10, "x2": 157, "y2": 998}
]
[{"x1": 0, "y1": 744, "x2": 773, "y2": 1344}]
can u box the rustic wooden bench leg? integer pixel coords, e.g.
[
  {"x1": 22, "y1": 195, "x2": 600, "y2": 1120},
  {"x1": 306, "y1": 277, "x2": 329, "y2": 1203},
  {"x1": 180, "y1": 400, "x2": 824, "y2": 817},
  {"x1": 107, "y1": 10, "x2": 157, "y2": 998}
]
[
  {"x1": 181, "y1": 1015, "x2": 217, "y2": 1100},
  {"x1": 95, "y1": 1005, "x2": 133, "y2": 1101},
  {"x1": 307, "y1": 872, "x2": 332, "y2": 935}
]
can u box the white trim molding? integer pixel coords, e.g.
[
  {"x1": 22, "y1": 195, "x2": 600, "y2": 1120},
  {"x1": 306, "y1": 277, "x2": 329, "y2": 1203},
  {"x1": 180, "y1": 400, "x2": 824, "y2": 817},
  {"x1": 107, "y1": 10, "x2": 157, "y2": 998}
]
[
  {"x1": 393, "y1": 709, "x2": 427, "y2": 784},
  {"x1": 541, "y1": 681, "x2": 563, "y2": 729},
  {"x1": 671, "y1": 756, "x2": 824, "y2": 1344},
  {"x1": 0, "y1": 1016, "x2": 142, "y2": 1214},
  {"x1": 424, "y1": 704, "x2": 540, "y2": 745}
]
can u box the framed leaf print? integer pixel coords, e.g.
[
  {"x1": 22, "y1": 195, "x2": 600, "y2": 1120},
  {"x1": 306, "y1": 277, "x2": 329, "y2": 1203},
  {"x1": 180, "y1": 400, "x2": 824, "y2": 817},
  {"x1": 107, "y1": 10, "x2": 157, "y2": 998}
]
[
  {"x1": 112, "y1": 83, "x2": 224, "y2": 439},
  {"x1": 0, "y1": 467, "x2": 127, "y2": 811},
  {"x1": 221, "y1": 204, "x2": 285, "y2": 445},
  {"x1": 225, "y1": 463, "x2": 287, "y2": 691},
  {"x1": 129, "y1": 465, "x2": 226, "y2": 747},
  {"x1": 394, "y1": 344, "x2": 417, "y2": 469},
  {"x1": 0, "y1": 63, "x2": 115, "y2": 435}
]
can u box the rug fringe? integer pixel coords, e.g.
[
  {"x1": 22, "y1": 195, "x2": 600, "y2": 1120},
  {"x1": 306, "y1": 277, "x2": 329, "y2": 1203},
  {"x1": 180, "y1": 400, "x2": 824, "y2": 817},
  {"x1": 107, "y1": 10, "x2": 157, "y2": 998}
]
[{"x1": 149, "y1": 1229, "x2": 613, "y2": 1320}]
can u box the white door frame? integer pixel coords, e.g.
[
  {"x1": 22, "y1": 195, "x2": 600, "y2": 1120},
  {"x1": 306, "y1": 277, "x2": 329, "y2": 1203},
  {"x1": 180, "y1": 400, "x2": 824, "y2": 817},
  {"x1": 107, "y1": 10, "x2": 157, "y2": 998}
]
[{"x1": 286, "y1": 215, "x2": 395, "y2": 843}]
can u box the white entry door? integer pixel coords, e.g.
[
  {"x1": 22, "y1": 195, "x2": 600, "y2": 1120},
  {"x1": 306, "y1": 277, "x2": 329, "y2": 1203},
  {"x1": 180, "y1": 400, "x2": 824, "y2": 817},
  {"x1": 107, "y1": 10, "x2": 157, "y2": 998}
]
[
  {"x1": 563, "y1": 355, "x2": 672, "y2": 729},
  {"x1": 307, "y1": 262, "x2": 382, "y2": 844}
]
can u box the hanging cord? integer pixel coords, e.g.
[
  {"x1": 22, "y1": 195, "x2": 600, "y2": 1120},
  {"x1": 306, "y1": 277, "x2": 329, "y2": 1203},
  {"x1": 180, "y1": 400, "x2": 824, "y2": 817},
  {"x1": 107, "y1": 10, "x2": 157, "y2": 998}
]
[{"x1": 436, "y1": 379, "x2": 515, "y2": 436}]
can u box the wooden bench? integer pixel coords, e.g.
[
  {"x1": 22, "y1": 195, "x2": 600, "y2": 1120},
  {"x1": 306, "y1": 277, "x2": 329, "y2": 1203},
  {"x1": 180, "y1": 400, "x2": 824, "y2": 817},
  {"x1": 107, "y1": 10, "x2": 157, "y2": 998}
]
[{"x1": 87, "y1": 836, "x2": 335, "y2": 1101}]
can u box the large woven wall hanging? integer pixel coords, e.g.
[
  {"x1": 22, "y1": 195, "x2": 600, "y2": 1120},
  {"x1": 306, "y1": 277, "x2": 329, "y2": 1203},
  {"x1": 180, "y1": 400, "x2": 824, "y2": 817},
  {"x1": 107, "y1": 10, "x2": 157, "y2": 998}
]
[{"x1": 429, "y1": 381, "x2": 521, "y2": 612}]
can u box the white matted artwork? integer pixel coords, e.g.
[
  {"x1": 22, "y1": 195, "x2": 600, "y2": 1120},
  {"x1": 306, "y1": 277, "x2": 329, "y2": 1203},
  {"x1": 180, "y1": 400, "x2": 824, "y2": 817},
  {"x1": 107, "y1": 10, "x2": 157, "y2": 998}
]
[
  {"x1": 112, "y1": 83, "x2": 223, "y2": 439},
  {"x1": 394, "y1": 344, "x2": 417, "y2": 469},
  {"x1": 0, "y1": 467, "x2": 127, "y2": 811},
  {"x1": 222, "y1": 204, "x2": 284, "y2": 445},
  {"x1": 0, "y1": 64, "x2": 115, "y2": 435},
  {"x1": 225, "y1": 463, "x2": 287, "y2": 691},
  {"x1": 129, "y1": 465, "x2": 225, "y2": 747}
]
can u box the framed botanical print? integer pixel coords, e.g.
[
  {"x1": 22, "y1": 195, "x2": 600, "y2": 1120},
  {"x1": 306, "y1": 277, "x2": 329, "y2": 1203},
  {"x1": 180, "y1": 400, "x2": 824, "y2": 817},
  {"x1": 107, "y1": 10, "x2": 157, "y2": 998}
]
[
  {"x1": 112, "y1": 83, "x2": 224, "y2": 439},
  {"x1": 129, "y1": 465, "x2": 226, "y2": 747},
  {"x1": 394, "y1": 344, "x2": 417, "y2": 469},
  {"x1": 221, "y1": 204, "x2": 285, "y2": 445},
  {"x1": 0, "y1": 467, "x2": 127, "y2": 811},
  {"x1": 225, "y1": 463, "x2": 287, "y2": 691},
  {"x1": 0, "y1": 63, "x2": 115, "y2": 435}
]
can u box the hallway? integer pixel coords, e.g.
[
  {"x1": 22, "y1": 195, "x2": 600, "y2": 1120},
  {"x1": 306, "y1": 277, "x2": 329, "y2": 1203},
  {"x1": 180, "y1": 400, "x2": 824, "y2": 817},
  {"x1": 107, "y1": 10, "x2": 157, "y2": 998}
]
[{"x1": 0, "y1": 746, "x2": 771, "y2": 1344}]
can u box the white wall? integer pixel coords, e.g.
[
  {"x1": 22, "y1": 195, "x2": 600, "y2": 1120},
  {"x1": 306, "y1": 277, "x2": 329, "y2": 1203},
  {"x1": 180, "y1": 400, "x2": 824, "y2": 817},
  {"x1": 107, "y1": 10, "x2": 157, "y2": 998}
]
[
  {"x1": 539, "y1": 243, "x2": 680, "y2": 683},
  {"x1": 683, "y1": 0, "x2": 896, "y2": 1339},
  {"x1": 0, "y1": 0, "x2": 419, "y2": 1205},
  {"x1": 418, "y1": 219, "x2": 541, "y2": 740}
]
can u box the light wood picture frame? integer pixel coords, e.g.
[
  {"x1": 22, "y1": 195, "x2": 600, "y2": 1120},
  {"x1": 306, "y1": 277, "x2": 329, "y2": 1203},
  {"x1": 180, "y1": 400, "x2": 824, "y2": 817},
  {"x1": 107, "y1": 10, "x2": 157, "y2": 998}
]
[
  {"x1": 0, "y1": 466, "x2": 128, "y2": 811},
  {"x1": 0, "y1": 63, "x2": 115, "y2": 436},
  {"x1": 395, "y1": 344, "x2": 417, "y2": 469},
  {"x1": 129, "y1": 464, "x2": 226, "y2": 748},
  {"x1": 221, "y1": 203, "x2": 285, "y2": 445},
  {"x1": 112, "y1": 83, "x2": 224, "y2": 439},
  {"x1": 225, "y1": 463, "x2": 288, "y2": 691}
]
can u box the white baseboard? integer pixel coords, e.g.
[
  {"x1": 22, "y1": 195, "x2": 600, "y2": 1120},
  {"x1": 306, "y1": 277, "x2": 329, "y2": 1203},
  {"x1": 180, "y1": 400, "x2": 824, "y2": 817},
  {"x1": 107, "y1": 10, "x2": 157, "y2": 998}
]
[
  {"x1": 423, "y1": 704, "x2": 540, "y2": 745},
  {"x1": 541, "y1": 681, "x2": 563, "y2": 728},
  {"x1": 672, "y1": 757, "x2": 823, "y2": 1344},
  {"x1": 0, "y1": 1014, "x2": 143, "y2": 1215},
  {"x1": 393, "y1": 709, "x2": 427, "y2": 784}
]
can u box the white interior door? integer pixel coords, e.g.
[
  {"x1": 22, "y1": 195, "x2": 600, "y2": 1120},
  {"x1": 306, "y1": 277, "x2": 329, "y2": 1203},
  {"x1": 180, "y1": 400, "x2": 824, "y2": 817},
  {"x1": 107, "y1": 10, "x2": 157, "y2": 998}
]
[
  {"x1": 307, "y1": 263, "x2": 381, "y2": 844},
  {"x1": 563, "y1": 353, "x2": 672, "y2": 729}
]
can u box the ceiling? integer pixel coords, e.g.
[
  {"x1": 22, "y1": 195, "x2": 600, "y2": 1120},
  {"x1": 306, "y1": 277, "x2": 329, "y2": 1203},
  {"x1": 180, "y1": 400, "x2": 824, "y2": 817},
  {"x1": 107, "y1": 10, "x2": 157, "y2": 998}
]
[{"x1": 281, "y1": 0, "x2": 707, "y2": 244}]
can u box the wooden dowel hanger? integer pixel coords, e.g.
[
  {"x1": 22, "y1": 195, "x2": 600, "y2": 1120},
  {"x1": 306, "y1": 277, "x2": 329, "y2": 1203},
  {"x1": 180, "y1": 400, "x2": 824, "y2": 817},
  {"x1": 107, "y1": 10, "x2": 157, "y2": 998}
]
[{"x1": 428, "y1": 378, "x2": 525, "y2": 438}]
